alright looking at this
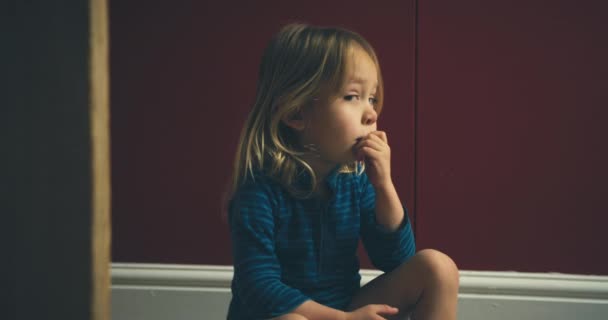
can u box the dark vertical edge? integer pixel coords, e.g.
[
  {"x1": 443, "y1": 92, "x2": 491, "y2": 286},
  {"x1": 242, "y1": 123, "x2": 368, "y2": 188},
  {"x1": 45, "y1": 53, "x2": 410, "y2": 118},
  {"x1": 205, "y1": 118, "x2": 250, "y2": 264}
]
[{"x1": 412, "y1": 0, "x2": 419, "y2": 240}]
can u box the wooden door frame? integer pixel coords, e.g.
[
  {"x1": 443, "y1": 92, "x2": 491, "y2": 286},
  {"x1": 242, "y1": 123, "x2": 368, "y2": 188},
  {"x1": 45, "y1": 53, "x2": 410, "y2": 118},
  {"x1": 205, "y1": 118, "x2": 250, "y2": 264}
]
[{"x1": 91, "y1": 0, "x2": 111, "y2": 319}]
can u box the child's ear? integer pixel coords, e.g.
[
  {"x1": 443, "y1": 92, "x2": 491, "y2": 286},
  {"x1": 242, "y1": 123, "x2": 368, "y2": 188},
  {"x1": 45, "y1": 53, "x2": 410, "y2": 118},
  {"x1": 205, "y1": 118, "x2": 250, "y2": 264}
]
[{"x1": 281, "y1": 110, "x2": 306, "y2": 131}]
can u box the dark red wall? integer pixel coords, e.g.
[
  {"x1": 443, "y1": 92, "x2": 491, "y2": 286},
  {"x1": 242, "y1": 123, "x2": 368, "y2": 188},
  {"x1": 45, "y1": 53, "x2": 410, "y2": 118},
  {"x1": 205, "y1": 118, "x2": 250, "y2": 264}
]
[
  {"x1": 416, "y1": 0, "x2": 608, "y2": 274},
  {"x1": 111, "y1": 0, "x2": 608, "y2": 275},
  {"x1": 110, "y1": 1, "x2": 416, "y2": 267}
]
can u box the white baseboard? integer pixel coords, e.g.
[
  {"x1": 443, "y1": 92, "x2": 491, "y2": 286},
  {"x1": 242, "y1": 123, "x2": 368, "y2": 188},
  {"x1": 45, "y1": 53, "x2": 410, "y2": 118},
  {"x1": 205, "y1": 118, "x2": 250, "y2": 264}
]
[{"x1": 112, "y1": 263, "x2": 608, "y2": 320}]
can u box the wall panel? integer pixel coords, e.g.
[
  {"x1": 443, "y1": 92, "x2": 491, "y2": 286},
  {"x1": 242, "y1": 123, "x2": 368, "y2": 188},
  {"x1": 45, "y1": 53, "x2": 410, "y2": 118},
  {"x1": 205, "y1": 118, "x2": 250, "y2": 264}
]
[{"x1": 416, "y1": 0, "x2": 608, "y2": 274}]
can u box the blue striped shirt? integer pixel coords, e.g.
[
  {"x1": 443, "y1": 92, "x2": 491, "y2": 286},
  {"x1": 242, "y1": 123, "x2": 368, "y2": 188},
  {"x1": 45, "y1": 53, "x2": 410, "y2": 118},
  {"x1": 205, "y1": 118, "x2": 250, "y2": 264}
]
[{"x1": 227, "y1": 167, "x2": 416, "y2": 320}]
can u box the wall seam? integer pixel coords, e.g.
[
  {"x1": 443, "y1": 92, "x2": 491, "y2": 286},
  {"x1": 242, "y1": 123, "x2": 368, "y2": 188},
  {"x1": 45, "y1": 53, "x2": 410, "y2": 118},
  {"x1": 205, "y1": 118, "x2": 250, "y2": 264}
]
[{"x1": 412, "y1": 0, "x2": 420, "y2": 239}]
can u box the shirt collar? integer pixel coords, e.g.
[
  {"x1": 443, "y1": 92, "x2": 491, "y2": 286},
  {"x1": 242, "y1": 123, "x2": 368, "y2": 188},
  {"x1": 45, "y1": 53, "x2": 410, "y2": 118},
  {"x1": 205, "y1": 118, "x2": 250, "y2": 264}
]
[{"x1": 294, "y1": 164, "x2": 343, "y2": 192}]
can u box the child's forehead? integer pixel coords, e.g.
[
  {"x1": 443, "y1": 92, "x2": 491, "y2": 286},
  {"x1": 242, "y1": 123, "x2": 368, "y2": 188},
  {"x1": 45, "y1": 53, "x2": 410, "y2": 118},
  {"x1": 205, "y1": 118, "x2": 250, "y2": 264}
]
[{"x1": 342, "y1": 46, "x2": 378, "y2": 87}]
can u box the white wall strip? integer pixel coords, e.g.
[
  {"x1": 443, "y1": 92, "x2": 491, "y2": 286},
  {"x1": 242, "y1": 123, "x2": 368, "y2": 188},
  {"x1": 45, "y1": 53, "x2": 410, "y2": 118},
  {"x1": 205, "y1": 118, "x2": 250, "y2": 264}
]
[
  {"x1": 112, "y1": 263, "x2": 608, "y2": 298},
  {"x1": 112, "y1": 263, "x2": 234, "y2": 288},
  {"x1": 111, "y1": 263, "x2": 608, "y2": 320}
]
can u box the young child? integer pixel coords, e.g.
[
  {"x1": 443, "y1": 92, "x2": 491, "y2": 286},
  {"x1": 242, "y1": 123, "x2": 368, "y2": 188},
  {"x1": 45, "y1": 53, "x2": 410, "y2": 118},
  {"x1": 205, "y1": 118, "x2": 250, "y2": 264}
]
[{"x1": 227, "y1": 23, "x2": 459, "y2": 320}]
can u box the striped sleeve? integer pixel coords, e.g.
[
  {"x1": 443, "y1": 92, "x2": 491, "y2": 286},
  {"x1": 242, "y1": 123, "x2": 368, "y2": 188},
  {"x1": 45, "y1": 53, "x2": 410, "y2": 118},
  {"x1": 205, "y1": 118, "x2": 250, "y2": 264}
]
[
  {"x1": 229, "y1": 179, "x2": 310, "y2": 318},
  {"x1": 358, "y1": 172, "x2": 416, "y2": 272}
]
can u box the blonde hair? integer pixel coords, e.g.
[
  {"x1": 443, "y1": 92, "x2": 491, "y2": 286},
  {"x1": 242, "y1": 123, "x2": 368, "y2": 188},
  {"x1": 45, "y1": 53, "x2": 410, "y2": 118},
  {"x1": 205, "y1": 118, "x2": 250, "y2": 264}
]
[{"x1": 230, "y1": 23, "x2": 384, "y2": 199}]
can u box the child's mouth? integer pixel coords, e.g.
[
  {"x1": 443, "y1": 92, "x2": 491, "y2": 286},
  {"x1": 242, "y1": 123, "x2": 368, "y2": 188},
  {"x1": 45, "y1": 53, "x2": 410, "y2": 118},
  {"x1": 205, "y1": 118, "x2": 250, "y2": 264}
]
[
  {"x1": 353, "y1": 137, "x2": 362, "y2": 151},
  {"x1": 353, "y1": 137, "x2": 364, "y2": 161}
]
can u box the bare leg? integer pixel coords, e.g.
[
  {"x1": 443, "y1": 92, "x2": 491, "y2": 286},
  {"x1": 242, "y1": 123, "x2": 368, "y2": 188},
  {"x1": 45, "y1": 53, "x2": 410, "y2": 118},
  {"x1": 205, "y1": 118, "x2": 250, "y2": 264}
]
[
  {"x1": 348, "y1": 249, "x2": 459, "y2": 320},
  {"x1": 271, "y1": 313, "x2": 308, "y2": 320}
]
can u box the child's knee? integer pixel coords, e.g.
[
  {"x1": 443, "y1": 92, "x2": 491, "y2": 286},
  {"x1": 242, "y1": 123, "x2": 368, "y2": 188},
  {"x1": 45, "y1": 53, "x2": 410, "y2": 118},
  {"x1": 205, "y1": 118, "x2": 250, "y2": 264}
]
[
  {"x1": 415, "y1": 249, "x2": 459, "y2": 286},
  {"x1": 271, "y1": 313, "x2": 309, "y2": 320}
]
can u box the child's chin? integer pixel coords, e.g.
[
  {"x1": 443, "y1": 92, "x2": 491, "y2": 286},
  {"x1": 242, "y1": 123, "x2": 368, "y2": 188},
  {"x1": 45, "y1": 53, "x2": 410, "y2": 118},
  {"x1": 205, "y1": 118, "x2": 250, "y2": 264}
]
[
  {"x1": 342, "y1": 153, "x2": 359, "y2": 164},
  {"x1": 331, "y1": 150, "x2": 358, "y2": 165}
]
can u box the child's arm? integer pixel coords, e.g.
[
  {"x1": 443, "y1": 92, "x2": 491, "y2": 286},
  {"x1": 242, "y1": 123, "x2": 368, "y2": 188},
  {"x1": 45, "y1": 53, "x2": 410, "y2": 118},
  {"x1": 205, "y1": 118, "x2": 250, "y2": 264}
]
[
  {"x1": 374, "y1": 180, "x2": 405, "y2": 231},
  {"x1": 229, "y1": 181, "x2": 311, "y2": 318},
  {"x1": 359, "y1": 171, "x2": 416, "y2": 272},
  {"x1": 355, "y1": 131, "x2": 404, "y2": 230},
  {"x1": 356, "y1": 131, "x2": 416, "y2": 271}
]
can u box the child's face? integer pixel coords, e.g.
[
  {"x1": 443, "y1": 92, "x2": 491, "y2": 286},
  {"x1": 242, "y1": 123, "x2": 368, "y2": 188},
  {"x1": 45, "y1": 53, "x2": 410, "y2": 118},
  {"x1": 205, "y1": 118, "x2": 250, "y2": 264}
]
[{"x1": 300, "y1": 46, "x2": 379, "y2": 167}]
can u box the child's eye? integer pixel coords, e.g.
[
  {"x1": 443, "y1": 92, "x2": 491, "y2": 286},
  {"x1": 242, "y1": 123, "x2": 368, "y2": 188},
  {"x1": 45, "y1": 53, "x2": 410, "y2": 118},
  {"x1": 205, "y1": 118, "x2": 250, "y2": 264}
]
[
  {"x1": 369, "y1": 97, "x2": 378, "y2": 105},
  {"x1": 344, "y1": 95, "x2": 359, "y2": 101}
]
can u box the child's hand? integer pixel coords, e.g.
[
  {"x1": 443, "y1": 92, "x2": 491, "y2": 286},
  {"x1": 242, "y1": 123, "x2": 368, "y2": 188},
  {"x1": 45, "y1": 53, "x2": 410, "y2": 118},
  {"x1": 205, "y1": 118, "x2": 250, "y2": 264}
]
[
  {"x1": 345, "y1": 304, "x2": 399, "y2": 320},
  {"x1": 355, "y1": 131, "x2": 392, "y2": 189}
]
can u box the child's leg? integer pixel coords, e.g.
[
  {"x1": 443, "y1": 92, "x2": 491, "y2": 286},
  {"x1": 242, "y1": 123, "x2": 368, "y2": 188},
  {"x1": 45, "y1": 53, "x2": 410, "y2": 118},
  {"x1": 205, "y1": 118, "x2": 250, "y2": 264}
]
[
  {"x1": 271, "y1": 313, "x2": 308, "y2": 320},
  {"x1": 348, "y1": 249, "x2": 459, "y2": 320}
]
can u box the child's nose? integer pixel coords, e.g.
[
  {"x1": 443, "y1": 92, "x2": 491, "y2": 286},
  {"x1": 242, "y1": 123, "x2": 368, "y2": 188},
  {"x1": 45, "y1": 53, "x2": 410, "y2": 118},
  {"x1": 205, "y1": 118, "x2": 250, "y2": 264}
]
[{"x1": 362, "y1": 108, "x2": 377, "y2": 126}]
